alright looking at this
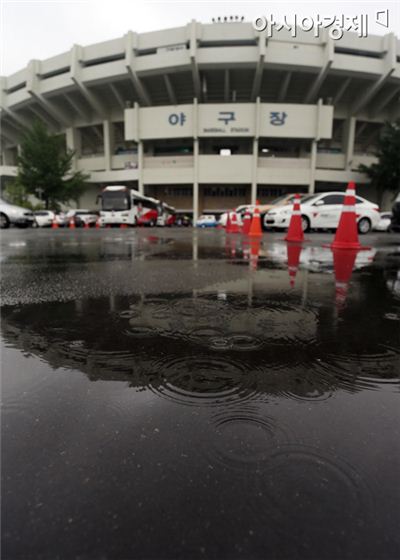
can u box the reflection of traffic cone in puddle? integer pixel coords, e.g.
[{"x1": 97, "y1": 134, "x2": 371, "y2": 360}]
[
  {"x1": 286, "y1": 243, "x2": 302, "y2": 288},
  {"x1": 225, "y1": 236, "x2": 236, "y2": 259},
  {"x1": 249, "y1": 239, "x2": 261, "y2": 270},
  {"x1": 249, "y1": 201, "x2": 262, "y2": 237},
  {"x1": 285, "y1": 194, "x2": 304, "y2": 242},
  {"x1": 242, "y1": 240, "x2": 250, "y2": 261},
  {"x1": 242, "y1": 209, "x2": 251, "y2": 235},
  {"x1": 230, "y1": 212, "x2": 240, "y2": 234},
  {"x1": 332, "y1": 248, "x2": 358, "y2": 310},
  {"x1": 230, "y1": 239, "x2": 237, "y2": 258},
  {"x1": 225, "y1": 211, "x2": 232, "y2": 233},
  {"x1": 331, "y1": 182, "x2": 368, "y2": 250}
]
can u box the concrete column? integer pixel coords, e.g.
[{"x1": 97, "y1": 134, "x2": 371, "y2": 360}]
[
  {"x1": 138, "y1": 140, "x2": 144, "y2": 194},
  {"x1": 251, "y1": 138, "x2": 258, "y2": 204},
  {"x1": 309, "y1": 140, "x2": 317, "y2": 194},
  {"x1": 103, "y1": 120, "x2": 112, "y2": 171},
  {"x1": 65, "y1": 128, "x2": 80, "y2": 170},
  {"x1": 343, "y1": 116, "x2": 356, "y2": 170},
  {"x1": 193, "y1": 137, "x2": 199, "y2": 221}
]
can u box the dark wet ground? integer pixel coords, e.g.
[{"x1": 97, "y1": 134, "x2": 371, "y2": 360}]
[{"x1": 1, "y1": 228, "x2": 400, "y2": 560}]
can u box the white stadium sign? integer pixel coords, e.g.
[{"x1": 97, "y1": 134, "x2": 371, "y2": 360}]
[{"x1": 125, "y1": 103, "x2": 333, "y2": 141}]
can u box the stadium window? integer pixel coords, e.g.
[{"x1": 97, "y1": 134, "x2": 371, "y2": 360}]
[
  {"x1": 204, "y1": 187, "x2": 246, "y2": 197},
  {"x1": 165, "y1": 187, "x2": 192, "y2": 196},
  {"x1": 258, "y1": 188, "x2": 284, "y2": 197}
]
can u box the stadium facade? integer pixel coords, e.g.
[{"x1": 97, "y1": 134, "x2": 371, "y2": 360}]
[{"x1": 1, "y1": 21, "x2": 399, "y2": 217}]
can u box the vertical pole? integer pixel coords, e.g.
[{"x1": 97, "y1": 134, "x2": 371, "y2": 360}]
[
  {"x1": 193, "y1": 97, "x2": 199, "y2": 222},
  {"x1": 138, "y1": 140, "x2": 144, "y2": 194},
  {"x1": 103, "y1": 120, "x2": 112, "y2": 171},
  {"x1": 251, "y1": 138, "x2": 258, "y2": 204},
  {"x1": 193, "y1": 137, "x2": 199, "y2": 222},
  {"x1": 251, "y1": 96, "x2": 260, "y2": 205},
  {"x1": 309, "y1": 139, "x2": 317, "y2": 194},
  {"x1": 344, "y1": 116, "x2": 356, "y2": 170}
]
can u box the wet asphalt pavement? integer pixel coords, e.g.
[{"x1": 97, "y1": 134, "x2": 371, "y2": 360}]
[{"x1": 1, "y1": 227, "x2": 400, "y2": 560}]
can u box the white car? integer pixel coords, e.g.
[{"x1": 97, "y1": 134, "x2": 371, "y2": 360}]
[
  {"x1": 264, "y1": 192, "x2": 380, "y2": 234},
  {"x1": 33, "y1": 210, "x2": 55, "y2": 227},
  {"x1": 374, "y1": 212, "x2": 392, "y2": 232},
  {"x1": 65, "y1": 209, "x2": 98, "y2": 227},
  {"x1": 196, "y1": 215, "x2": 218, "y2": 228},
  {"x1": 0, "y1": 199, "x2": 35, "y2": 229}
]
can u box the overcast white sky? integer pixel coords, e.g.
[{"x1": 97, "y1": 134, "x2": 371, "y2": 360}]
[{"x1": 1, "y1": 0, "x2": 399, "y2": 76}]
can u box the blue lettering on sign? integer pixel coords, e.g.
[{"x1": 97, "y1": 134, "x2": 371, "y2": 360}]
[
  {"x1": 270, "y1": 111, "x2": 287, "y2": 126},
  {"x1": 218, "y1": 111, "x2": 235, "y2": 125},
  {"x1": 168, "y1": 112, "x2": 186, "y2": 126}
]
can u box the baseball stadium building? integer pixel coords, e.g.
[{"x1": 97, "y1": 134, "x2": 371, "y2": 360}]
[{"x1": 1, "y1": 20, "x2": 399, "y2": 217}]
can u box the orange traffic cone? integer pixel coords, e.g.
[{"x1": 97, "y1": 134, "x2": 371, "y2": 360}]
[
  {"x1": 51, "y1": 216, "x2": 59, "y2": 229},
  {"x1": 249, "y1": 239, "x2": 261, "y2": 270},
  {"x1": 286, "y1": 242, "x2": 302, "y2": 288},
  {"x1": 95, "y1": 217, "x2": 101, "y2": 229},
  {"x1": 84, "y1": 221, "x2": 90, "y2": 229},
  {"x1": 242, "y1": 209, "x2": 251, "y2": 235},
  {"x1": 120, "y1": 223, "x2": 128, "y2": 229},
  {"x1": 285, "y1": 194, "x2": 304, "y2": 243},
  {"x1": 331, "y1": 182, "x2": 367, "y2": 250},
  {"x1": 248, "y1": 201, "x2": 262, "y2": 237},
  {"x1": 332, "y1": 248, "x2": 358, "y2": 310},
  {"x1": 230, "y1": 212, "x2": 240, "y2": 234},
  {"x1": 69, "y1": 217, "x2": 75, "y2": 229}
]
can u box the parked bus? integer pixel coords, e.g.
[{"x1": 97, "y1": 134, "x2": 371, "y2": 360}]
[
  {"x1": 157, "y1": 203, "x2": 176, "y2": 226},
  {"x1": 98, "y1": 186, "x2": 160, "y2": 227}
]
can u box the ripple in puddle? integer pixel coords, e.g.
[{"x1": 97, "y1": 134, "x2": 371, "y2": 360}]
[
  {"x1": 146, "y1": 355, "x2": 255, "y2": 407},
  {"x1": 208, "y1": 406, "x2": 291, "y2": 472},
  {"x1": 254, "y1": 444, "x2": 375, "y2": 526}
]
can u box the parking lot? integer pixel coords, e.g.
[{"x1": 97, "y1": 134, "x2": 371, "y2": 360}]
[{"x1": 1, "y1": 226, "x2": 399, "y2": 559}]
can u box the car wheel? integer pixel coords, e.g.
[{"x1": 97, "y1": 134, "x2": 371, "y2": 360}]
[
  {"x1": 0, "y1": 213, "x2": 10, "y2": 229},
  {"x1": 301, "y1": 215, "x2": 310, "y2": 232},
  {"x1": 358, "y1": 218, "x2": 371, "y2": 234}
]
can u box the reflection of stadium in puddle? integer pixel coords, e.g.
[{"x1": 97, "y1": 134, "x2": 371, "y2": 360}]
[
  {"x1": 1, "y1": 285, "x2": 399, "y2": 405},
  {"x1": 122, "y1": 295, "x2": 319, "y2": 349}
]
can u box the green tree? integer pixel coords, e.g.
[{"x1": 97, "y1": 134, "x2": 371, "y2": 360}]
[
  {"x1": 4, "y1": 178, "x2": 31, "y2": 207},
  {"x1": 16, "y1": 120, "x2": 89, "y2": 209},
  {"x1": 359, "y1": 119, "x2": 400, "y2": 203}
]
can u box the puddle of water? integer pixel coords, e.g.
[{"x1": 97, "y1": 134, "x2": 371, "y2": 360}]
[{"x1": 1, "y1": 230, "x2": 400, "y2": 559}]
